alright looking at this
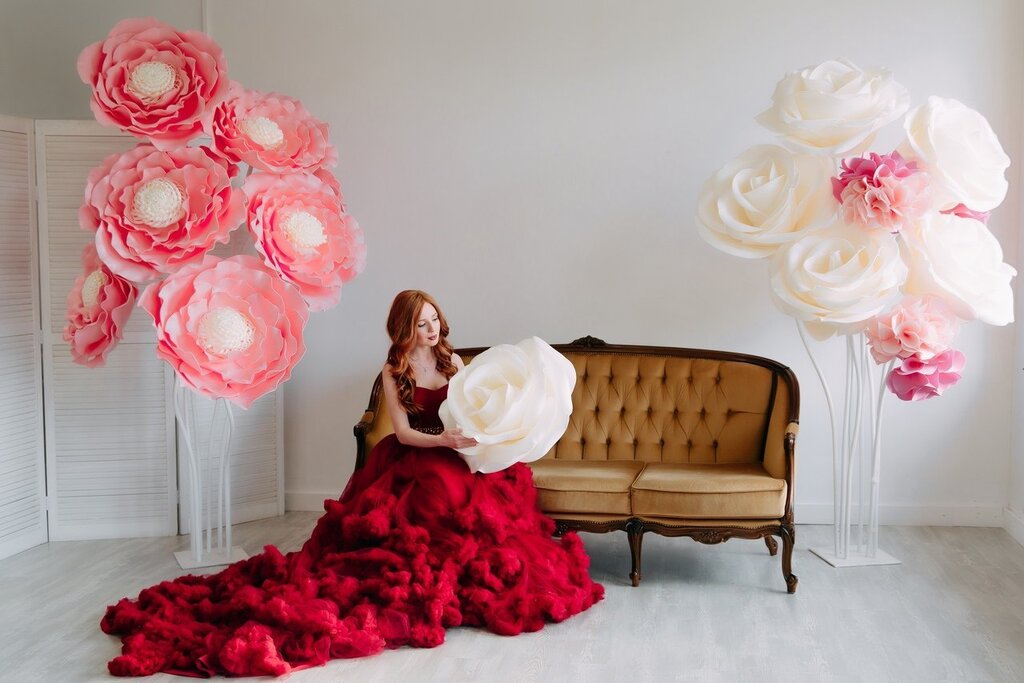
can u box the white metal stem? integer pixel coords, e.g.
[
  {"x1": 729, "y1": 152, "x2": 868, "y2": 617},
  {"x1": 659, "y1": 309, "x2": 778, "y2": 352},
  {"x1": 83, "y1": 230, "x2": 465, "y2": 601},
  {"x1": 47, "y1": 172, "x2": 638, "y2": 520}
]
[{"x1": 842, "y1": 335, "x2": 865, "y2": 559}]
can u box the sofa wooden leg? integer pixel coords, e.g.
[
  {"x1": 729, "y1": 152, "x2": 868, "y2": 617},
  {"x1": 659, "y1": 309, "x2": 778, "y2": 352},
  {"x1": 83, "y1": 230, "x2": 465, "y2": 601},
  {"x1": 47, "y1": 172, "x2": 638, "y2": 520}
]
[
  {"x1": 780, "y1": 524, "x2": 798, "y2": 594},
  {"x1": 764, "y1": 535, "x2": 778, "y2": 556},
  {"x1": 626, "y1": 520, "x2": 644, "y2": 587}
]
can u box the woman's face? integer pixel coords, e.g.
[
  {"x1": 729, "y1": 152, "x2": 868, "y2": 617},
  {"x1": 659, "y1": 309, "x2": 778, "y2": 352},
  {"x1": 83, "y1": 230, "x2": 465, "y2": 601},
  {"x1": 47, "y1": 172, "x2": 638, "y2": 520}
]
[{"x1": 415, "y1": 302, "x2": 440, "y2": 348}]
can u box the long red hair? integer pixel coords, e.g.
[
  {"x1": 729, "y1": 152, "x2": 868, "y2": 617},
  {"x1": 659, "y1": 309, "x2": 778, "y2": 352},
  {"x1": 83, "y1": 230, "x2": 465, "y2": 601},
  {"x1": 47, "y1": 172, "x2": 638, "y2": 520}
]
[{"x1": 386, "y1": 290, "x2": 457, "y2": 415}]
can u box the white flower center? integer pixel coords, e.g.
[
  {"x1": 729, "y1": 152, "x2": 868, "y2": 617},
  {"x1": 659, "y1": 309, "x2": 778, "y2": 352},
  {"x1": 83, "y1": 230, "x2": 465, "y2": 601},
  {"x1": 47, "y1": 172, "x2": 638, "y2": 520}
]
[
  {"x1": 283, "y1": 210, "x2": 328, "y2": 249},
  {"x1": 197, "y1": 307, "x2": 256, "y2": 356},
  {"x1": 126, "y1": 61, "x2": 179, "y2": 103},
  {"x1": 82, "y1": 269, "x2": 107, "y2": 308},
  {"x1": 132, "y1": 178, "x2": 186, "y2": 228},
  {"x1": 239, "y1": 116, "x2": 285, "y2": 149}
]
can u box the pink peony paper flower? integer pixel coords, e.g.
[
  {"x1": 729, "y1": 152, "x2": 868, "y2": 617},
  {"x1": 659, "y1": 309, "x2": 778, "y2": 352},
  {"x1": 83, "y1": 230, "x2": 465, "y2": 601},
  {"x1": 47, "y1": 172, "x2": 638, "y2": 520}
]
[
  {"x1": 80, "y1": 144, "x2": 244, "y2": 282},
  {"x1": 313, "y1": 168, "x2": 346, "y2": 209},
  {"x1": 139, "y1": 255, "x2": 309, "y2": 409},
  {"x1": 831, "y1": 151, "x2": 930, "y2": 233},
  {"x1": 864, "y1": 295, "x2": 960, "y2": 364},
  {"x1": 243, "y1": 172, "x2": 365, "y2": 311},
  {"x1": 940, "y1": 203, "x2": 991, "y2": 224},
  {"x1": 886, "y1": 349, "x2": 965, "y2": 401},
  {"x1": 77, "y1": 18, "x2": 230, "y2": 150},
  {"x1": 207, "y1": 84, "x2": 338, "y2": 174},
  {"x1": 63, "y1": 243, "x2": 138, "y2": 367}
]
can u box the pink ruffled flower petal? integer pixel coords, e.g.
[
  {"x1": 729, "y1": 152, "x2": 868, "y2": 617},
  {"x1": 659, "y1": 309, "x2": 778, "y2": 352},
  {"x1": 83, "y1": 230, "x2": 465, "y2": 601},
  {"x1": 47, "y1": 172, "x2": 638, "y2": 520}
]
[
  {"x1": 886, "y1": 349, "x2": 965, "y2": 401},
  {"x1": 140, "y1": 255, "x2": 309, "y2": 409},
  {"x1": 864, "y1": 294, "x2": 960, "y2": 364},
  {"x1": 832, "y1": 151, "x2": 931, "y2": 234},
  {"x1": 940, "y1": 203, "x2": 991, "y2": 224},
  {"x1": 63, "y1": 243, "x2": 138, "y2": 367},
  {"x1": 77, "y1": 18, "x2": 230, "y2": 150},
  {"x1": 207, "y1": 84, "x2": 338, "y2": 174},
  {"x1": 243, "y1": 172, "x2": 365, "y2": 311},
  {"x1": 81, "y1": 143, "x2": 244, "y2": 281}
]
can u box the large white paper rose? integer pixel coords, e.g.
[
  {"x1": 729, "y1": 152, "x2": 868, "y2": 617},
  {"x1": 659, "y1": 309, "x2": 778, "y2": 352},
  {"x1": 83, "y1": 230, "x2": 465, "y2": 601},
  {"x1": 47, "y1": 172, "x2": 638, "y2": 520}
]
[
  {"x1": 439, "y1": 336, "x2": 575, "y2": 474},
  {"x1": 697, "y1": 145, "x2": 837, "y2": 258},
  {"x1": 902, "y1": 212, "x2": 1015, "y2": 325},
  {"x1": 756, "y1": 59, "x2": 910, "y2": 156},
  {"x1": 770, "y1": 220, "x2": 907, "y2": 338},
  {"x1": 898, "y1": 96, "x2": 1010, "y2": 212}
]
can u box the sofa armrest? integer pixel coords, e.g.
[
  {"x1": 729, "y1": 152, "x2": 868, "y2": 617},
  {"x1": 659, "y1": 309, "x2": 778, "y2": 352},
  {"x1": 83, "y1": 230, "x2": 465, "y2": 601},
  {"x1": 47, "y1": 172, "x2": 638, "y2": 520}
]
[{"x1": 353, "y1": 410, "x2": 375, "y2": 471}]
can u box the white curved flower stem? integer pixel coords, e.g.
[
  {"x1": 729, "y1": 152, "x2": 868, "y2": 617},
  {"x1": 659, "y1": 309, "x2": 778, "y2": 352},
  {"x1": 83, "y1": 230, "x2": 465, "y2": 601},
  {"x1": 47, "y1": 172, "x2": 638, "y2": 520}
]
[
  {"x1": 174, "y1": 380, "x2": 203, "y2": 563},
  {"x1": 796, "y1": 320, "x2": 841, "y2": 556},
  {"x1": 841, "y1": 334, "x2": 866, "y2": 559},
  {"x1": 868, "y1": 359, "x2": 895, "y2": 557}
]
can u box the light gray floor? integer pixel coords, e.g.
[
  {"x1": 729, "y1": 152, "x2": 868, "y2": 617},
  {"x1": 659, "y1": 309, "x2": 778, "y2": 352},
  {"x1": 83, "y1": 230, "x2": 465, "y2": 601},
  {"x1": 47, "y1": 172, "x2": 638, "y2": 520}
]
[{"x1": 1, "y1": 514, "x2": 1022, "y2": 683}]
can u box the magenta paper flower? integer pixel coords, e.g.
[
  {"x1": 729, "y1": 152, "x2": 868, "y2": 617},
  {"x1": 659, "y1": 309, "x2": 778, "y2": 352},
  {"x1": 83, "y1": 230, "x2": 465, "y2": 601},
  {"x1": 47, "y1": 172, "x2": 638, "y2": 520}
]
[
  {"x1": 207, "y1": 84, "x2": 338, "y2": 174},
  {"x1": 140, "y1": 255, "x2": 309, "y2": 409},
  {"x1": 886, "y1": 349, "x2": 965, "y2": 401},
  {"x1": 865, "y1": 295, "x2": 960, "y2": 364},
  {"x1": 63, "y1": 243, "x2": 138, "y2": 367},
  {"x1": 831, "y1": 152, "x2": 930, "y2": 233},
  {"x1": 80, "y1": 144, "x2": 244, "y2": 282},
  {"x1": 77, "y1": 18, "x2": 230, "y2": 150},
  {"x1": 243, "y1": 173, "x2": 365, "y2": 311}
]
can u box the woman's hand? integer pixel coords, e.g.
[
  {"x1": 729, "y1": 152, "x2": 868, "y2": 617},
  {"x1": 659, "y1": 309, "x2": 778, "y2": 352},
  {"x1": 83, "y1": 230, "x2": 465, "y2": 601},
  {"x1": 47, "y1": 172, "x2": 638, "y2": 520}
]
[{"x1": 439, "y1": 428, "x2": 477, "y2": 450}]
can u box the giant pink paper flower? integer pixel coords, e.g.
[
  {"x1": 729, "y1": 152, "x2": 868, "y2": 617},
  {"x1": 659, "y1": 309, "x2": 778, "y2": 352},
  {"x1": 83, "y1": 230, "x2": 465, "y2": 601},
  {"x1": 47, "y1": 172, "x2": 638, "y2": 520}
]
[
  {"x1": 207, "y1": 84, "x2": 338, "y2": 174},
  {"x1": 77, "y1": 18, "x2": 230, "y2": 150},
  {"x1": 886, "y1": 349, "x2": 965, "y2": 401},
  {"x1": 63, "y1": 243, "x2": 137, "y2": 367},
  {"x1": 832, "y1": 151, "x2": 930, "y2": 233},
  {"x1": 80, "y1": 144, "x2": 244, "y2": 282},
  {"x1": 140, "y1": 255, "x2": 309, "y2": 409},
  {"x1": 864, "y1": 295, "x2": 960, "y2": 364},
  {"x1": 243, "y1": 173, "x2": 365, "y2": 311}
]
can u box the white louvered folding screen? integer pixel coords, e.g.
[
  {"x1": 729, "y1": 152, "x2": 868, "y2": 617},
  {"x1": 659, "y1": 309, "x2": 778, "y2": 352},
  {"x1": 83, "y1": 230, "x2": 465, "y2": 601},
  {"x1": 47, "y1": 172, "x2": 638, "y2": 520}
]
[
  {"x1": 0, "y1": 116, "x2": 48, "y2": 560},
  {"x1": 35, "y1": 120, "x2": 178, "y2": 540}
]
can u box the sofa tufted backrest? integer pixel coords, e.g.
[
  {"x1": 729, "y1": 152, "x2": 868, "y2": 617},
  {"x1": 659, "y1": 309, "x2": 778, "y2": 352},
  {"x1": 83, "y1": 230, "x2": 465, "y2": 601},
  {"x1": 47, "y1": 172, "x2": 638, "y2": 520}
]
[{"x1": 356, "y1": 338, "x2": 798, "y2": 473}]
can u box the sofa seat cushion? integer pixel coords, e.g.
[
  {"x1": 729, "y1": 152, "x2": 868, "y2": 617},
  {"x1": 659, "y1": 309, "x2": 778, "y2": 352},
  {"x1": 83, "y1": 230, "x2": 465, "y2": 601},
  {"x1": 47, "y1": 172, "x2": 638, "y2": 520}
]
[
  {"x1": 630, "y1": 462, "x2": 786, "y2": 519},
  {"x1": 528, "y1": 459, "x2": 646, "y2": 515}
]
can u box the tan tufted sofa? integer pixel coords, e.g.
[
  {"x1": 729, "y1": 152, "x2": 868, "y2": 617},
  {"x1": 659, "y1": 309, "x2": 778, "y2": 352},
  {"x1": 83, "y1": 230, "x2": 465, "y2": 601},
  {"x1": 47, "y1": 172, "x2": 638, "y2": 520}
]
[{"x1": 354, "y1": 336, "x2": 799, "y2": 593}]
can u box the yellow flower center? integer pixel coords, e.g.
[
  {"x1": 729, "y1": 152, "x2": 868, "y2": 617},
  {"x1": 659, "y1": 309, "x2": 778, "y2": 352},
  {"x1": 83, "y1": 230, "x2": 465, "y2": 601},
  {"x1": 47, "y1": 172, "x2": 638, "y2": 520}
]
[
  {"x1": 197, "y1": 307, "x2": 256, "y2": 356},
  {"x1": 132, "y1": 178, "x2": 186, "y2": 228},
  {"x1": 126, "y1": 61, "x2": 179, "y2": 104}
]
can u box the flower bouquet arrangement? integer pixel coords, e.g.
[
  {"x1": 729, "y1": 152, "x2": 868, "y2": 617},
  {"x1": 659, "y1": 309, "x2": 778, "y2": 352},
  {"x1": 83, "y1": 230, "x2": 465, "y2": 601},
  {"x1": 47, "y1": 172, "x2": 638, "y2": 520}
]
[
  {"x1": 697, "y1": 59, "x2": 1014, "y2": 401},
  {"x1": 66, "y1": 18, "x2": 366, "y2": 408}
]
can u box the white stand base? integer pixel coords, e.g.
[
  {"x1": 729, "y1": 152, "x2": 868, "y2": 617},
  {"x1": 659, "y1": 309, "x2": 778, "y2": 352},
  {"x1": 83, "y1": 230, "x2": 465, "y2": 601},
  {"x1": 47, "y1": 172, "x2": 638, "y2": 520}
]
[
  {"x1": 174, "y1": 546, "x2": 249, "y2": 570},
  {"x1": 810, "y1": 546, "x2": 901, "y2": 568}
]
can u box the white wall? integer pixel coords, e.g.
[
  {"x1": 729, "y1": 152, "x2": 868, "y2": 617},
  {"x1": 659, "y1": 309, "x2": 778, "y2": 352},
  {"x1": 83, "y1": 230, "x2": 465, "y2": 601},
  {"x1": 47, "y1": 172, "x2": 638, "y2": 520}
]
[{"x1": 2, "y1": 0, "x2": 1022, "y2": 527}]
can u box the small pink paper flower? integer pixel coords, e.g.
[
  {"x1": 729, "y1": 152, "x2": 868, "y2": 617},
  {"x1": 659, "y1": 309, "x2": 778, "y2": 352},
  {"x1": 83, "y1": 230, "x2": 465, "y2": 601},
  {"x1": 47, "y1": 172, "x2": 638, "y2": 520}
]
[
  {"x1": 864, "y1": 295, "x2": 960, "y2": 364},
  {"x1": 63, "y1": 244, "x2": 138, "y2": 367},
  {"x1": 940, "y1": 203, "x2": 991, "y2": 224},
  {"x1": 80, "y1": 144, "x2": 244, "y2": 282},
  {"x1": 831, "y1": 151, "x2": 930, "y2": 233},
  {"x1": 243, "y1": 172, "x2": 365, "y2": 311},
  {"x1": 207, "y1": 84, "x2": 338, "y2": 174},
  {"x1": 77, "y1": 18, "x2": 230, "y2": 150},
  {"x1": 140, "y1": 255, "x2": 309, "y2": 409},
  {"x1": 886, "y1": 349, "x2": 965, "y2": 401}
]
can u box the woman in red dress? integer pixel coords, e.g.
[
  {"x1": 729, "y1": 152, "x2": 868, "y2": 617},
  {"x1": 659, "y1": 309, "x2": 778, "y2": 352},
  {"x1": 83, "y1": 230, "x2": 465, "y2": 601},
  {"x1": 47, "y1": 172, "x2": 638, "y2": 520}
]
[{"x1": 101, "y1": 290, "x2": 604, "y2": 677}]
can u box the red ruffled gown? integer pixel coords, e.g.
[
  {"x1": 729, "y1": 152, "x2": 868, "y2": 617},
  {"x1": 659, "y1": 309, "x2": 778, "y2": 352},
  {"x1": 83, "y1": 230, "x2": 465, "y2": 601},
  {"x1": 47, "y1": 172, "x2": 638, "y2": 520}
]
[{"x1": 101, "y1": 384, "x2": 604, "y2": 677}]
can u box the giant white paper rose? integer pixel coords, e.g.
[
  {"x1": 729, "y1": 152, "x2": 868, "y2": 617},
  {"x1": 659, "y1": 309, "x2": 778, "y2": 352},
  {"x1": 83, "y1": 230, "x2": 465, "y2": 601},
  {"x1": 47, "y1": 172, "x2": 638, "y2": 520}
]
[
  {"x1": 902, "y1": 212, "x2": 1015, "y2": 325},
  {"x1": 898, "y1": 96, "x2": 1010, "y2": 212},
  {"x1": 770, "y1": 220, "x2": 907, "y2": 338},
  {"x1": 439, "y1": 337, "x2": 576, "y2": 474},
  {"x1": 697, "y1": 145, "x2": 837, "y2": 258},
  {"x1": 756, "y1": 59, "x2": 909, "y2": 156}
]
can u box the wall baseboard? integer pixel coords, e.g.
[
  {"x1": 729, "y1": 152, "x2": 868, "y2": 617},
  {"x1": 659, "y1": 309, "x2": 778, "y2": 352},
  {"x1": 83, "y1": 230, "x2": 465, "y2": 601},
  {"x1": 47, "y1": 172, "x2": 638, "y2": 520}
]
[
  {"x1": 795, "y1": 503, "x2": 1004, "y2": 527},
  {"x1": 1004, "y1": 507, "x2": 1024, "y2": 547},
  {"x1": 287, "y1": 492, "x2": 1005, "y2": 527}
]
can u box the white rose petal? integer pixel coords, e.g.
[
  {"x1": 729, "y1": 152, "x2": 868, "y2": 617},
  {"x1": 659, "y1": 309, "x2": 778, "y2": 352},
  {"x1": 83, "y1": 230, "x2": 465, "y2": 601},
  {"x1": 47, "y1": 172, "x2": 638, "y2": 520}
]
[
  {"x1": 757, "y1": 59, "x2": 910, "y2": 156},
  {"x1": 697, "y1": 145, "x2": 837, "y2": 259},
  {"x1": 770, "y1": 220, "x2": 907, "y2": 337},
  {"x1": 439, "y1": 336, "x2": 576, "y2": 473},
  {"x1": 898, "y1": 96, "x2": 1010, "y2": 212},
  {"x1": 902, "y1": 212, "x2": 1015, "y2": 325}
]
